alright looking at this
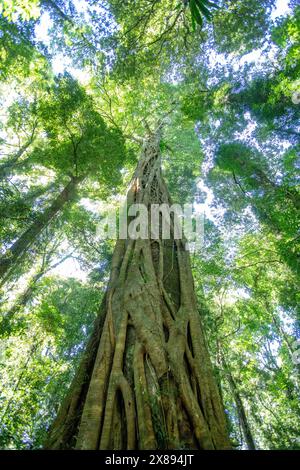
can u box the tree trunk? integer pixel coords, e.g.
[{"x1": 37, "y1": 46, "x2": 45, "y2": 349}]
[
  {"x1": 0, "y1": 269, "x2": 44, "y2": 335},
  {"x1": 0, "y1": 251, "x2": 73, "y2": 335},
  {"x1": 0, "y1": 139, "x2": 33, "y2": 180},
  {"x1": 0, "y1": 175, "x2": 84, "y2": 284},
  {"x1": 45, "y1": 128, "x2": 230, "y2": 450},
  {"x1": 221, "y1": 356, "x2": 255, "y2": 450}
]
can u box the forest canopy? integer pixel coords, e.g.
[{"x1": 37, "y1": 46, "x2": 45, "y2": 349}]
[{"x1": 0, "y1": 0, "x2": 299, "y2": 451}]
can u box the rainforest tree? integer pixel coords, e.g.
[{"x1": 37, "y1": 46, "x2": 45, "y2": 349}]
[
  {"x1": 0, "y1": 0, "x2": 299, "y2": 451},
  {"x1": 45, "y1": 123, "x2": 231, "y2": 449}
]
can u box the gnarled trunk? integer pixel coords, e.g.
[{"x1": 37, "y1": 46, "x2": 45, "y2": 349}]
[{"x1": 45, "y1": 129, "x2": 230, "y2": 450}]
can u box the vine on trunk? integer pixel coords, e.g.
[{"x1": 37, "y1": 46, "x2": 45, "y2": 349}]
[{"x1": 45, "y1": 126, "x2": 230, "y2": 450}]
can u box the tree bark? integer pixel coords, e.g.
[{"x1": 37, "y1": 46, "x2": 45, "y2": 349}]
[
  {"x1": 0, "y1": 175, "x2": 84, "y2": 285},
  {"x1": 45, "y1": 128, "x2": 231, "y2": 450}
]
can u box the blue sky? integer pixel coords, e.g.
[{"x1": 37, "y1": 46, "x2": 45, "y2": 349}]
[{"x1": 34, "y1": 0, "x2": 292, "y2": 82}]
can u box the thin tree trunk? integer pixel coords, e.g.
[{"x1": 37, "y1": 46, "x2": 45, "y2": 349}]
[
  {"x1": 0, "y1": 175, "x2": 84, "y2": 285},
  {"x1": 0, "y1": 129, "x2": 36, "y2": 180},
  {"x1": 221, "y1": 355, "x2": 255, "y2": 450},
  {"x1": 0, "y1": 252, "x2": 72, "y2": 335},
  {"x1": 0, "y1": 270, "x2": 44, "y2": 332},
  {"x1": 45, "y1": 127, "x2": 230, "y2": 450}
]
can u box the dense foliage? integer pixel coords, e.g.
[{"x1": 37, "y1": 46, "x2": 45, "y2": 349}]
[{"x1": 0, "y1": 0, "x2": 299, "y2": 450}]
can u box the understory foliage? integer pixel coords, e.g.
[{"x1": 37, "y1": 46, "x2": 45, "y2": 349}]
[{"x1": 0, "y1": 0, "x2": 299, "y2": 450}]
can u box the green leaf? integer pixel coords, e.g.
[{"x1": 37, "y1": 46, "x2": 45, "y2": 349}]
[
  {"x1": 189, "y1": 0, "x2": 203, "y2": 27},
  {"x1": 195, "y1": 0, "x2": 213, "y2": 20},
  {"x1": 202, "y1": 0, "x2": 219, "y2": 8}
]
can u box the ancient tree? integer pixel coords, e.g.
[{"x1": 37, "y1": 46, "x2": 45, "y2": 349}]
[{"x1": 45, "y1": 124, "x2": 231, "y2": 450}]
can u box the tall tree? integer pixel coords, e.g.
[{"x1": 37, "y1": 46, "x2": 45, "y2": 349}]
[
  {"x1": 1, "y1": 0, "x2": 299, "y2": 451},
  {"x1": 45, "y1": 123, "x2": 231, "y2": 450},
  {"x1": 221, "y1": 354, "x2": 256, "y2": 450},
  {"x1": 0, "y1": 75, "x2": 126, "y2": 284}
]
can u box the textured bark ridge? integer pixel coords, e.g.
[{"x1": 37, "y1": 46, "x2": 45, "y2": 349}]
[{"x1": 45, "y1": 128, "x2": 231, "y2": 450}]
